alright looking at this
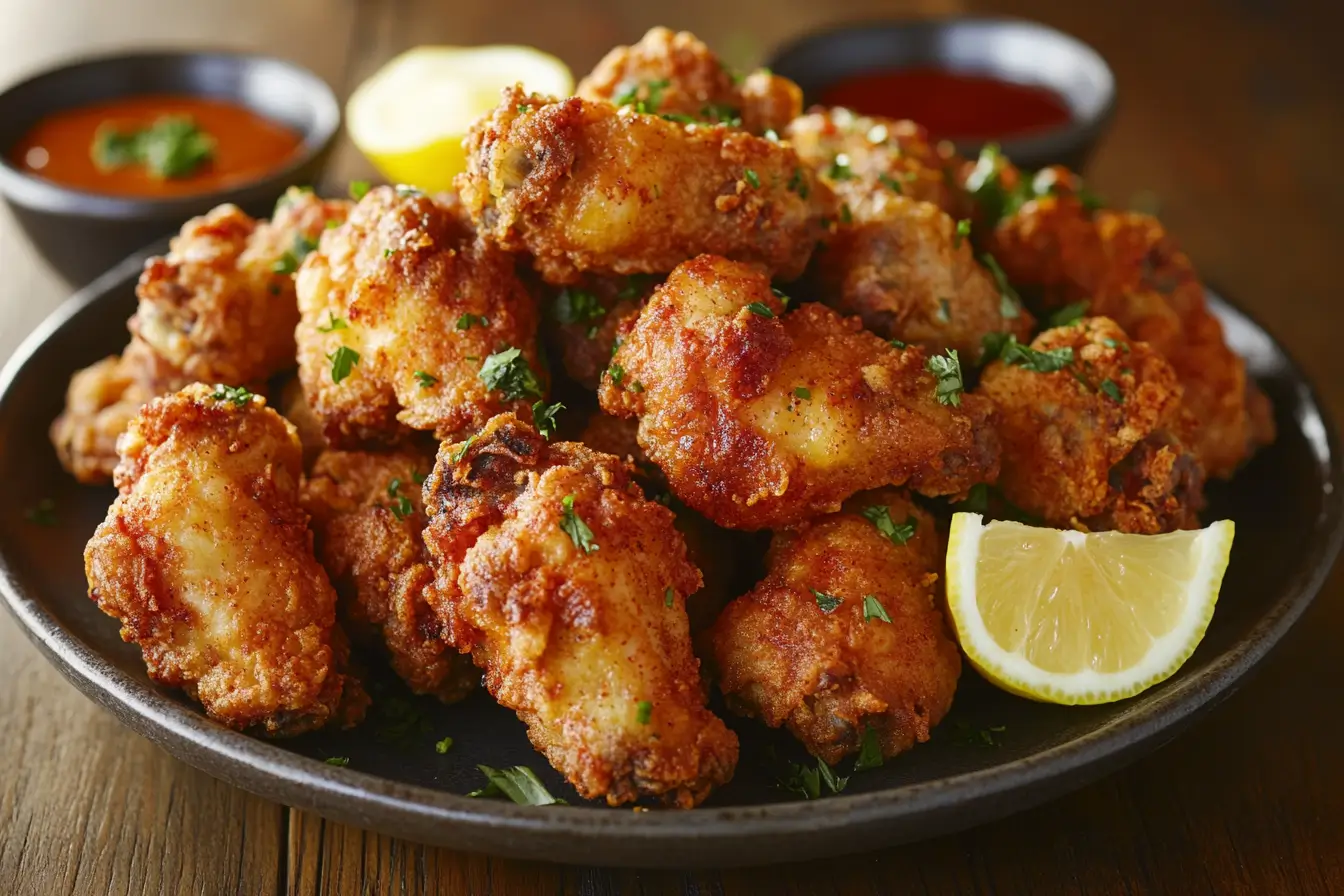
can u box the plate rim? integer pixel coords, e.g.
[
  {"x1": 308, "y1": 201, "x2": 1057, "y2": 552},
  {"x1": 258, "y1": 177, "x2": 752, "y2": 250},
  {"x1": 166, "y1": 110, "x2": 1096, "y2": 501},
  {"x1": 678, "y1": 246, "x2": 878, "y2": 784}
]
[{"x1": 2, "y1": 249, "x2": 1341, "y2": 867}]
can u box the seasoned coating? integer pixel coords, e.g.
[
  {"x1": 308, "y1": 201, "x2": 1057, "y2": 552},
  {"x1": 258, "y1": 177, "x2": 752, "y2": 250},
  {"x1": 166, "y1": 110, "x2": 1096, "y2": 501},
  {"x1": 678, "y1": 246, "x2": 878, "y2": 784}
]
[
  {"x1": 810, "y1": 193, "x2": 1035, "y2": 361},
  {"x1": 50, "y1": 351, "x2": 155, "y2": 484},
  {"x1": 84, "y1": 385, "x2": 366, "y2": 736},
  {"x1": 131, "y1": 187, "x2": 351, "y2": 390},
  {"x1": 295, "y1": 185, "x2": 544, "y2": 447},
  {"x1": 421, "y1": 413, "x2": 738, "y2": 806},
  {"x1": 458, "y1": 87, "x2": 833, "y2": 284},
  {"x1": 576, "y1": 26, "x2": 802, "y2": 135},
  {"x1": 303, "y1": 447, "x2": 478, "y2": 703},
  {"x1": 978, "y1": 317, "x2": 1204, "y2": 533},
  {"x1": 277, "y1": 375, "x2": 328, "y2": 465},
  {"x1": 598, "y1": 255, "x2": 1001, "y2": 530},
  {"x1": 544, "y1": 274, "x2": 660, "y2": 389},
  {"x1": 710, "y1": 490, "x2": 960, "y2": 765},
  {"x1": 972, "y1": 160, "x2": 1273, "y2": 477}
]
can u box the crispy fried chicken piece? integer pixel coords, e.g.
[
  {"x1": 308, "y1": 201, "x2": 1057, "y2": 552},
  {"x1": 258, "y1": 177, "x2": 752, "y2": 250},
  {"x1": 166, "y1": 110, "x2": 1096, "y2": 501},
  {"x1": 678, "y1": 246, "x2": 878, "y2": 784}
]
[
  {"x1": 576, "y1": 26, "x2": 802, "y2": 135},
  {"x1": 295, "y1": 186, "x2": 544, "y2": 447},
  {"x1": 544, "y1": 274, "x2": 661, "y2": 389},
  {"x1": 458, "y1": 87, "x2": 833, "y2": 284},
  {"x1": 598, "y1": 255, "x2": 1000, "y2": 530},
  {"x1": 421, "y1": 413, "x2": 738, "y2": 807},
  {"x1": 978, "y1": 317, "x2": 1205, "y2": 533},
  {"x1": 710, "y1": 489, "x2": 959, "y2": 765},
  {"x1": 50, "y1": 190, "x2": 349, "y2": 483},
  {"x1": 303, "y1": 447, "x2": 478, "y2": 703},
  {"x1": 968, "y1": 158, "x2": 1273, "y2": 477},
  {"x1": 84, "y1": 384, "x2": 366, "y2": 735}
]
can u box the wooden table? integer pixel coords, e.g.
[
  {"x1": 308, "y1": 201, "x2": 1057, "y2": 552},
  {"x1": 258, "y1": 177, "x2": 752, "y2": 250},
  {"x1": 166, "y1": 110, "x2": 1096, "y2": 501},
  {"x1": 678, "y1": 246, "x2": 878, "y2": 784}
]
[{"x1": 2, "y1": 0, "x2": 1341, "y2": 892}]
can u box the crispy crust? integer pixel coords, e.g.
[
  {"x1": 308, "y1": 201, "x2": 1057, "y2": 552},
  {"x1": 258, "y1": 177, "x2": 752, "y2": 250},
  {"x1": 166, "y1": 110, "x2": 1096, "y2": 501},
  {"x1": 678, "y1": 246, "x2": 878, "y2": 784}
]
[{"x1": 420, "y1": 413, "x2": 738, "y2": 806}]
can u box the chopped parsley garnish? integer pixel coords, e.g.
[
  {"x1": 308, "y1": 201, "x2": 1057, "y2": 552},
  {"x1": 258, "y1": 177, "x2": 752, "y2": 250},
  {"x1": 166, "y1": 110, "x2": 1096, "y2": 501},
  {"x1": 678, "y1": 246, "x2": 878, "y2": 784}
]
[
  {"x1": 746, "y1": 302, "x2": 775, "y2": 318},
  {"x1": 771, "y1": 286, "x2": 791, "y2": 307},
  {"x1": 853, "y1": 725, "x2": 884, "y2": 772},
  {"x1": 1047, "y1": 301, "x2": 1090, "y2": 328},
  {"x1": 91, "y1": 115, "x2": 215, "y2": 180},
  {"x1": 532, "y1": 400, "x2": 563, "y2": 439},
  {"x1": 412, "y1": 470, "x2": 427, "y2": 485},
  {"x1": 954, "y1": 218, "x2": 971, "y2": 248},
  {"x1": 348, "y1": 180, "x2": 371, "y2": 201},
  {"x1": 860, "y1": 505, "x2": 916, "y2": 546},
  {"x1": 787, "y1": 167, "x2": 810, "y2": 199},
  {"x1": 516, "y1": 103, "x2": 532, "y2": 114},
  {"x1": 743, "y1": 168, "x2": 761, "y2": 189},
  {"x1": 435, "y1": 736, "x2": 454, "y2": 754},
  {"x1": 980, "y1": 333, "x2": 1074, "y2": 373},
  {"x1": 839, "y1": 203, "x2": 853, "y2": 224},
  {"x1": 325, "y1": 757, "x2": 349, "y2": 767},
  {"x1": 386, "y1": 478, "x2": 414, "y2": 520},
  {"x1": 317, "y1": 312, "x2": 348, "y2": 333},
  {"x1": 926, "y1": 349, "x2": 964, "y2": 406},
  {"x1": 980, "y1": 254, "x2": 1022, "y2": 319},
  {"x1": 1100, "y1": 378, "x2": 1124, "y2": 403},
  {"x1": 964, "y1": 143, "x2": 1020, "y2": 226},
  {"x1": 878, "y1": 173, "x2": 903, "y2": 194},
  {"x1": 607, "y1": 362, "x2": 625, "y2": 386},
  {"x1": 660, "y1": 112, "x2": 698, "y2": 124},
  {"x1": 779, "y1": 757, "x2": 848, "y2": 800},
  {"x1": 413, "y1": 370, "x2": 438, "y2": 389},
  {"x1": 553, "y1": 288, "x2": 606, "y2": 326},
  {"x1": 614, "y1": 78, "x2": 670, "y2": 114},
  {"x1": 1102, "y1": 337, "x2": 1130, "y2": 353},
  {"x1": 617, "y1": 274, "x2": 657, "y2": 300},
  {"x1": 456, "y1": 313, "x2": 489, "y2": 330},
  {"x1": 469, "y1": 765, "x2": 566, "y2": 805},
  {"x1": 272, "y1": 235, "x2": 319, "y2": 275},
  {"x1": 812, "y1": 589, "x2": 842, "y2": 614},
  {"x1": 664, "y1": 587, "x2": 675, "y2": 608},
  {"x1": 449, "y1": 434, "x2": 477, "y2": 464},
  {"x1": 628, "y1": 381, "x2": 644, "y2": 393},
  {"x1": 862, "y1": 595, "x2": 892, "y2": 624},
  {"x1": 826, "y1": 153, "x2": 855, "y2": 180},
  {"x1": 327, "y1": 346, "x2": 360, "y2": 384},
  {"x1": 702, "y1": 103, "x2": 742, "y2": 126},
  {"x1": 386, "y1": 478, "x2": 402, "y2": 497},
  {"x1": 794, "y1": 386, "x2": 812, "y2": 401},
  {"x1": 636, "y1": 701, "x2": 653, "y2": 725},
  {"x1": 209, "y1": 384, "x2": 253, "y2": 407},
  {"x1": 24, "y1": 498, "x2": 57, "y2": 527},
  {"x1": 478, "y1": 347, "x2": 543, "y2": 400},
  {"x1": 560, "y1": 495, "x2": 599, "y2": 554},
  {"x1": 889, "y1": 338, "x2": 907, "y2": 349}
]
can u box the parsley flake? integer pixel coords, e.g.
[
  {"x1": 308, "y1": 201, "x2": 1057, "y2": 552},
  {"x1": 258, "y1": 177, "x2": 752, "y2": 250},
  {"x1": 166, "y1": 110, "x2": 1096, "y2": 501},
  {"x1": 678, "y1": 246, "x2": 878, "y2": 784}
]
[
  {"x1": 636, "y1": 701, "x2": 653, "y2": 725},
  {"x1": 325, "y1": 757, "x2": 349, "y2": 767},
  {"x1": 327, "y1": 346, "x2": 360, "y2": 384},
  {"x1": 861, "y1": 505, "x2": 916, "y2": 546},
  {"x1": 954, "y1": 218, "x2": 971, "y2": 248},
  {"x1": 478, "y1": 347, "x2": 543, "y2": 400},
  {"x1": 413, "y1": 370, "x2": 438, "y2": 389},
  {"x1": 743, "y1": 168, "x2": 760, "y2": 189},
  {"x1": 827, "y1": 153, "x2": 854, "y2": 180},
  {"x1": 1047, "y1": 301, "x2": 1090, "y2": 328},
  {"x1": 317, "y1": 312, "x2": 347, "y2": 333},
  {"x1": 1102, "y1": 337, "x2": 1131, "y2": 353},
  {"x1": 553, "y1": 288, "x2": 605, "y2": 325},
  {"x1": 435, "y1": 736, "x2": 454, "y2": 754},
  {"x1": 926, "y1": 349, "x2": 964, "y2": 406},
  {"x1": 456, "y1": 313, "x2": 489, "y2": 330},
  {"x1": 981, "y1": 333, "x2": 1074, "y2": 373},
  {"x1": 607, "y1": 362, "x2": 625, "y2": 386},
  {"x1": 779, "y1": 757, "x2": 848, "y2": 800},
  {"x1": 91, "y1": 115, "x2": 215, "y2": 180},
  {"x1": 794, "y1": 386, "x2": 811, "y2": 401},
  {"x1": 980, "y1": 254, "x2": 1022, "y2": 319},
  {"x1": 862, "y1": 594, "x2": 892, "y2": 624},
  {"x1": 1100, "y1": 379, "x2": 1125, "y2": 403},
  {"x1": 854, "y1": 725, "x2": 884, "y2": 772},
  {"x1": 449, "y1": 434, "x2": 477, "y2": 464},
  {"x1": 878, "y1": 172, "x2": 903, "y2": 194},
  {"x1": 560, "y1": 495, "x2": 599, "y2": 554},
  {"x1": 209, "y1": 384, "x2": 253, "y2": 407},
  {"x1": 812, "y1": 589, "x2": 842, "y2": 613},
  {"x1": 746, "y1": 302, "x2": 775, "y2": 318},
  {"x1": 469, "y1": 765, "x2": 566, "y2": 805},
  {"x1": 532, "y1": 400, "x2": 563, "y2": 439},
  {"x1": 664, "y1": 587, "x2": 675, "y2": 608},
  {"x1": 348, "y1": 180, "x2": 371, "y2": 201},
  {"x1": 272, "y1": 234, "x2": 318, "y2": 275},
  {"x1": 787, "y1": 167, "x2": 810, "y2": 199},
  {"x1": 889, "y1": 338, "x2": 907, "y2": 349}
]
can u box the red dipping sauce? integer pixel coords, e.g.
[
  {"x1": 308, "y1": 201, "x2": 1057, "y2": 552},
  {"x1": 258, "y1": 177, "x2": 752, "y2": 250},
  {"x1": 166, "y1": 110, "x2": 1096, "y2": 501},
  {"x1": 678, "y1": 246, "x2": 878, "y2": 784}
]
[{"x1": 818, "y1": 68, "x2": 1073, "y2": 141}]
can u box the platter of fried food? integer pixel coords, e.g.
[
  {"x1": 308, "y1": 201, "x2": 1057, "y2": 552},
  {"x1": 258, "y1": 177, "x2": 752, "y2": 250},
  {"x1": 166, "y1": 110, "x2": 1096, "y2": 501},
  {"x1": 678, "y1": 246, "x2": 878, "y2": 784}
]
[{"x1": 1, "y1": 27, "x2": 1340, "y2": 869}]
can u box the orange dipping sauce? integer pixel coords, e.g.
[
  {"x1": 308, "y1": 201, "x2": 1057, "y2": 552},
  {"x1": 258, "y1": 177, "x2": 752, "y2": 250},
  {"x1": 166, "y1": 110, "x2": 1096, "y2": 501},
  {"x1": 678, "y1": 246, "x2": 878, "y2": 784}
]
[
  {"x1": 8, "y1": 94, "x2": 302, "y2": 197},
  {"x1": 819, "y1": 68, "x2": 1073, "y2": 141}
]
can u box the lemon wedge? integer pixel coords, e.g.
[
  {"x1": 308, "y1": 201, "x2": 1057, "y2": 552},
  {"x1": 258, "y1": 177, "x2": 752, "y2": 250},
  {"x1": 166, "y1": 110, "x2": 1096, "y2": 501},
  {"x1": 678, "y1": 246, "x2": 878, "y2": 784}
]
[
  {"x1": 945, "y1": 513, "x2": 1234, "y2": 705},
  {"x1": 346, "y1": 45, "x2": 573, "y2": 192}
]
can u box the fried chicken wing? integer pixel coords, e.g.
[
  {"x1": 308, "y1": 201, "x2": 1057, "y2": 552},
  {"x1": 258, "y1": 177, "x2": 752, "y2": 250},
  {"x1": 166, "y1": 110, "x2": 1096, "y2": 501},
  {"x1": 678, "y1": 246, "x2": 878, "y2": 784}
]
[
  {"x1": 295, "y1": 185, "x2": 544, "y2": 447},
  {"x1": 978, "y1": 317, "x2": 1204, "y2": 533},
  {"x1": 710, "y1": 489, "x2": 959, "y2": 765},
  {"x1": 84, "y1": 384, "x2": 366, "y2": 735},
  {"x1": 576, "y1": 26, "x2": 802, "y2": 135},
  {"x1": 421, "y1": 413, "x2": 737, "y2": 806},
  {"x1": 598, "y1": 255, "x2": 1000, "y2": 530},
  {"x1": 303, "y1": 446, "x2": 478, "y2": 702},
  {"x1": 544, "y1": 274, "x2": 660, "y2": 389},
  {"x1": 49, "y1": 350, "x2": 156, "y2": 483},
  {"x1": 458, "y1": 87, "x2": 832, "y2": 284},
  {"x1": 967, "y1": 157, "x2": 1273, "y2": 477}
]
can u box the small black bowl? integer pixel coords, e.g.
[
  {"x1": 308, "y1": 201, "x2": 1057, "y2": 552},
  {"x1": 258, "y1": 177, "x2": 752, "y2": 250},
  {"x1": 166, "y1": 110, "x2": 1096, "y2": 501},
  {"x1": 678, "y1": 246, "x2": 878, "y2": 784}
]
[
  {"x1": 0, "y1": 51, "x2": 340, "y2": 285},
  {"x1": 768, "y1": 17, "x2": 1116, "y2": 172}
]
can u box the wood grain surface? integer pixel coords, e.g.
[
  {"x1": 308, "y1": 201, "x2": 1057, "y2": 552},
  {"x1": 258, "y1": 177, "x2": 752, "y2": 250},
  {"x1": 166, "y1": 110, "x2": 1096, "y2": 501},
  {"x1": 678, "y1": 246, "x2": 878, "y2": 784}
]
[{"x1": 1, "y1": 0, "x2": 1341, "y2": 893}]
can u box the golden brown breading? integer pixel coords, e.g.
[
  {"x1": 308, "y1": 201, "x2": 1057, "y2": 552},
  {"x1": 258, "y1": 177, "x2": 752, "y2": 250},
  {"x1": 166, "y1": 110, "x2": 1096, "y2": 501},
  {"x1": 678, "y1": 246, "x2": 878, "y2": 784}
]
[
  {"x1": 84, "y1": 384, "x2": 366, "y2": 735},
  {"x1": 543, "y1": 274, "x2": 660, "y2": 389},
  {"x1": 710, "y1": 489, "x2": 960, "y2": 765},
  {"x1": 130, "y1": 187, "x2": 351, "y2": 391},
  {"x1": 303, "y1": 447, "x2": 478, "y2": 703},
  {"x1": 458, "y1": 87, "x2": 833, "y2": 284},
  {"x1": 598, "y1": 255, "x2": 1000, "y2": 530},
  {"x1": 576, "y1": 26, "x2": 802, "y2": 135},
  {"x1": 49, "y1": 351, "x2": 156, "y2": 484},
  {"x1": 421, "y1": 413, "x2": 738, "y2": 807},
  {"x1": 978, "y1": 317, "x2": 1205, "y2": 533},
  {"x1": 295, "y1": 185, "x2": 544, "y2": 447},
  {"x1": 277, "y1": 375, "x2": 328, "y2": 465},
  {"x1": 970, "y1": 159, "x2": 1272, "y2": 477},
  {"x1": 810, "y1": 193, "x2": 1035, "y2": 361}
]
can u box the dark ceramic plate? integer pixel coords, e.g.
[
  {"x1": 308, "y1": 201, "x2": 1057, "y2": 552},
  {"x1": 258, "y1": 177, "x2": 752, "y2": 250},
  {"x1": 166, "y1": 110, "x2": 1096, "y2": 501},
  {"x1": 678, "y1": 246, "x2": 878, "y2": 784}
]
[{"x1": 1, "y1": 246, "x2": 1340, "y2": 869}]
